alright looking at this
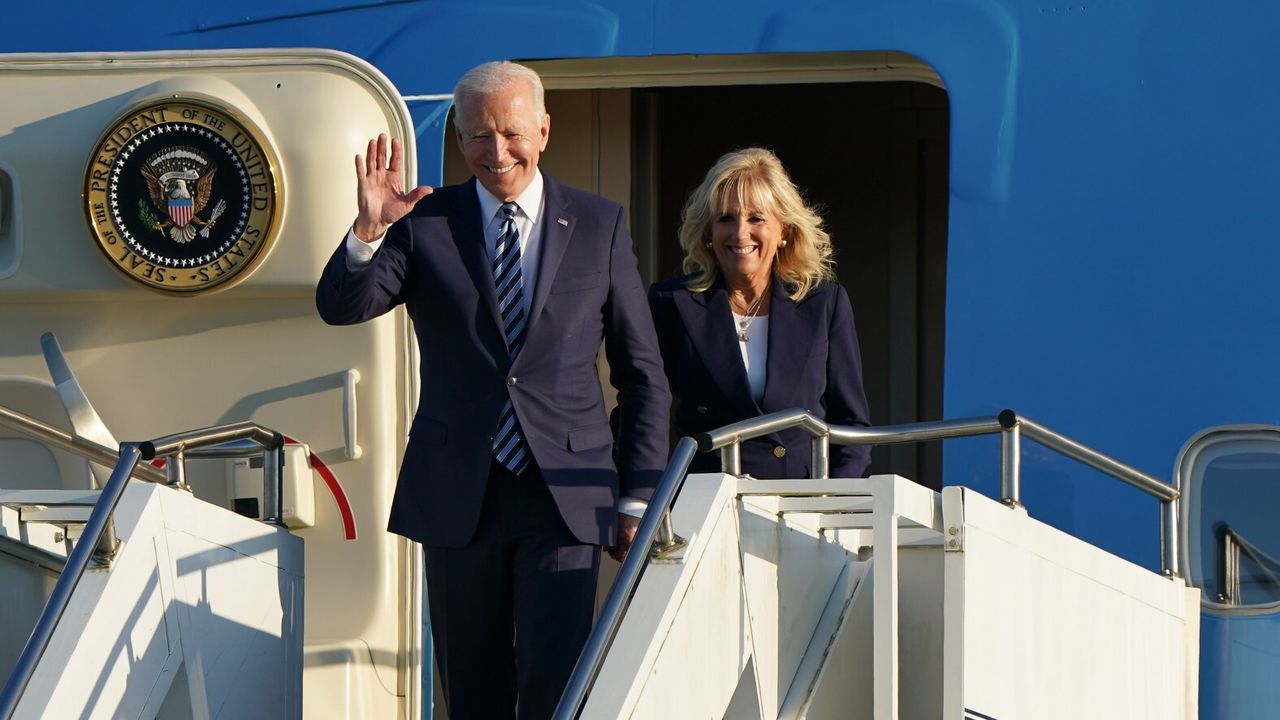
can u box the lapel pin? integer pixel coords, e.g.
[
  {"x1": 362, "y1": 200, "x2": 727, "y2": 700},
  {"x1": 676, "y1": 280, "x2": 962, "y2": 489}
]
[{"x1": 557, "y1": 218, "x2": 569, "y2": 226}]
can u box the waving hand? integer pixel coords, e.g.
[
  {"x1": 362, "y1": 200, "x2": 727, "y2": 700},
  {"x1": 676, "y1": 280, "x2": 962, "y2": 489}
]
[{"x1": 352, "y1": 133, "x2": 434, "y2": 242}]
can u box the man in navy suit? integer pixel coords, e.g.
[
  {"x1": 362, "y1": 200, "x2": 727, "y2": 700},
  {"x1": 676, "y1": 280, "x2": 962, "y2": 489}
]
[{"x1": 316, "y1": 61, "x2": 670, "y2": 719}]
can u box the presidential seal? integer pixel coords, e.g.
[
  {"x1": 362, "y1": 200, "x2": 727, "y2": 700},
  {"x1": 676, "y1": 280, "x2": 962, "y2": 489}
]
[{"x1": 84, "y1": 97, "x2": 281, "y2": 293}]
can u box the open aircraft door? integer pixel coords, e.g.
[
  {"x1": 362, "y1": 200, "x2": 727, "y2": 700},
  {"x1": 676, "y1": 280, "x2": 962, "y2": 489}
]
[{"x1": 0, "y1": 50, "x2": 427, "y2": 718}]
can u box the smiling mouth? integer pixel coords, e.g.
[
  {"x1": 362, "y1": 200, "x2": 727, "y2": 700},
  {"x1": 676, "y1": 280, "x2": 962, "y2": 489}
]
[
  {"x1": 485, "y1": 164, "x2": 516, "y2": 175},
  {"x1": 727, "y1": 246, "x2": 758, "y2": 256}
]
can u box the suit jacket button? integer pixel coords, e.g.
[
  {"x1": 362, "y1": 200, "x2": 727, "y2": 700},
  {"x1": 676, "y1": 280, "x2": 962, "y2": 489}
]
[
  {"x1": 507, "y1": 376, "x2": 518, "y2": 386},
  {"x1": 773, "y1": 446, "x2": 787, "y2": 459},
  {"x1": 696, "y1": 405, "x2": 709, "y2": 414}
]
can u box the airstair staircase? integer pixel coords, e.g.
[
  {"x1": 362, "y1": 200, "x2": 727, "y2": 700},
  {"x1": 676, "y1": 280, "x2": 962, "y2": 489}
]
[
  {"x1": 1, "y1": 331, "x2": 1202, "y2": 719},
  {"x1": 0, "y1": 333, "x2": 303, "y2": 719},
  {"x1": 559, "y1": 414, "x2": 1203, "y2": 720},
  {"x1": 582, "y1": 473, "x2": 1200, "y2": 720},
  {"x1": 0, "y1": 483, "x2": 302, "y2": 719}
]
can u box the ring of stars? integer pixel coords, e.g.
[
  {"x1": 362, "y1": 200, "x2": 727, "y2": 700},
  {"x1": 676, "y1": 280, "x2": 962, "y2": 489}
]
[{"x1": 107, "y1": 122, "x2": 253, "y2": 269}]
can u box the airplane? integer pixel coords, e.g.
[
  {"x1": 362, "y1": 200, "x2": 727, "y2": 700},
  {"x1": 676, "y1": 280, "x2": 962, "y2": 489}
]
[{"x1": 0, "y1": 1, "x2": 1276, "y2": 717}]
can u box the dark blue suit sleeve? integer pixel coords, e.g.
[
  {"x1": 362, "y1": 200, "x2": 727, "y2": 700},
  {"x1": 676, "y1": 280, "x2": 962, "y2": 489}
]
[
  {"x1": 602, "y1": 206, "x2": 671, "y2": 501},
  {"x1": 315, "y1": 224, "x2": 411, "y2": 326},
  {"x1": 826, "y1": 284, "x2": 872, "y2": 477}
]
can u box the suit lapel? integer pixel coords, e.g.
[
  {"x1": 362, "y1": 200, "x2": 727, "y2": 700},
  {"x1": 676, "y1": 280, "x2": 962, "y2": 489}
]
[
  {"x1": 760, "y1": 276, "x2": 817, "y2": 413},
  {"x1": 674, "y1": 281, "x2": 760, "y2": 418},
  {"x1": 527, "y1": 175, "x2": 574, "y2": 337},
  {"x1": 448, "y1": 178, "x2": 504, "y2": 342}
]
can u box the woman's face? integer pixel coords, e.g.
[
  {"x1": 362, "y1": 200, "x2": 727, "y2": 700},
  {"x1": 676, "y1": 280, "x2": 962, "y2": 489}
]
[{"x1": 710, "y1": 201, "x2": 785, "y2": 288}]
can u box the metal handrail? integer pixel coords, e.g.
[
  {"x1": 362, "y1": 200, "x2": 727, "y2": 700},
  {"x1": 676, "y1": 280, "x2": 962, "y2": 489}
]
[
  {"x1": 140, "y1": 422, "x2": 286, "y2": 523},
  {"x1": 1220, "y1": 526, "x2": 1280, "y2": 605},
  {"x1": 553, "y1": 407, "x2": 1180, "y2": 720},
  {"x1": 555, "y1": 437, "x2": 698, "y2": 720},
  {"x1": 0, "y1": 404, "x2": 166, "y2": 484},
  {"x1": 0, "y1": 443, "x2": 143, "y2": 720},
  {"x1": 0, "y1": 422, "x2": 286, "y2": 720}
]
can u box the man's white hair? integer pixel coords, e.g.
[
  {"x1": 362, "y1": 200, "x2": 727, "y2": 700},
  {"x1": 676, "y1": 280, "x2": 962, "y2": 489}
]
[{"x1": 453, "y1": 61, "x2": 546, "y2": 128}]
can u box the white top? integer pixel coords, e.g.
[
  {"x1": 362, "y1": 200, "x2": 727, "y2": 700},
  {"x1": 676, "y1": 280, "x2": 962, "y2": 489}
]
[{"x1": 732, "y1": 312, "x2": 769, "y2": 403}]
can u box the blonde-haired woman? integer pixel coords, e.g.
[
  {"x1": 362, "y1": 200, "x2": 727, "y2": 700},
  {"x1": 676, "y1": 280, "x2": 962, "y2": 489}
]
[{"x1": 649, "y1": 148, "x2": 871, "y2": 478}]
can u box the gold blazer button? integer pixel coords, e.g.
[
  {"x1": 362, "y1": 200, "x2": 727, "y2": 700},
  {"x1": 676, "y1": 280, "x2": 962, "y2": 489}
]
[
  {"x1": 696, "y1": 405, "x2": 709, "y2": 414},
  {"x1": 773, "y1": 446, "x2": 787, "y2": 458}
]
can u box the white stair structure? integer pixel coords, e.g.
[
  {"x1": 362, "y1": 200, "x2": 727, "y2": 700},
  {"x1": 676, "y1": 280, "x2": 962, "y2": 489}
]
[
  {"x1": 0, "y1": 481, "x2": 303, "y2": 719},
  {"x1": 585, "y1": 473, "x2": 1201, "y2": 720},
  {"x1": 2, "y1": 335, "x2": 1198, "y2": 720}
]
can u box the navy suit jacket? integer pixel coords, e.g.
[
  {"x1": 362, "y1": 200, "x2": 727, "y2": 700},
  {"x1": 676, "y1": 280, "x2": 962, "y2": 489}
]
[
  {"x1": 649, "y1": 274, "x2": 871, "y2": 479},
  {"x1": 317, "y1": 176, "x2": 670, "y2": 547}
]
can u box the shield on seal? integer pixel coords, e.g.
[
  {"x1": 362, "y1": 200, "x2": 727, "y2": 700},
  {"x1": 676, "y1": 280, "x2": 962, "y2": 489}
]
[{"x1": 168, "y1": 197, "x2": 194, "y2": 227}]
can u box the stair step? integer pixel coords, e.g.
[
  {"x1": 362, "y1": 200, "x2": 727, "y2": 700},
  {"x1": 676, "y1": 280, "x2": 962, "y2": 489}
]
[
  {"x1": 0, "y1": 504, "x2": 72, "y2": 562},
  {"x1": 0, "y1": 489, "x2": 101, "y2": 507},
  {"x1": 1, "y1": 489, "x2": 99, "y2": 527},
  {"x1": 20, "y1": 506, "x2": 92, "y2": 524},
  {"x1": 0, "y1": 490, "x2": 96, "y2": 558}
]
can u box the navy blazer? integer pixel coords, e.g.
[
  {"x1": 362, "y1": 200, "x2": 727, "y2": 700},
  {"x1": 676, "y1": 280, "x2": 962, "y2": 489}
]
[
  {"x1": 649, "y1": 274, "x2": 871, "y2": 479},
  {"x1": 317, "y1": 176, "x2": 670, "y2": 547}
]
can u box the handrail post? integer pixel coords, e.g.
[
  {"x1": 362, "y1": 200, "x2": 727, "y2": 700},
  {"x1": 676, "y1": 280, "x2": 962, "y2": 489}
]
[
  {"x1": 810, "y1": 432, "x2": 829, "y2": 479},
  {"x1": 653, "y1": 511, "x2": 680, "y2": 556},
  {"x1": 93, "y1": 513, "x2": 119, "y2": 561},
  {"x1": 263, "y1": 446, "x2": 284, "y2": 525},
  {"x1": 1222, "y1": 527, "x2": 1239, "y2": 603},
  {"x1": 1163, "y1": 496, "x2": 1181, "y2": 577},
  {"x1": 999, "y1": 410, "x2": 1022, "y2": 507},
  {"x1": 721, "y1": 442, "x2": 741, "y2": 476},
  {"x1": 165, "y1": 446, "x2": 186, "y2": 489}
]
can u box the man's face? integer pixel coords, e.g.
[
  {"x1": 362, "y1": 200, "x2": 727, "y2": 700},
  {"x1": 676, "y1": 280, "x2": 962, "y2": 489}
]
[{"x1": 455, "y1": 80, "x2": 550, "y2": 202}]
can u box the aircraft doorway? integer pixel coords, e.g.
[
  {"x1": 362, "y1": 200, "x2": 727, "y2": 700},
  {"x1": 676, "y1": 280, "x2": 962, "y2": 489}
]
[
  {"x1": 444, "y1": 55, "x2": 949, "y2": 488},
  {"x1": 635, "y1": 80, "x2": 949, "y2": 487}
]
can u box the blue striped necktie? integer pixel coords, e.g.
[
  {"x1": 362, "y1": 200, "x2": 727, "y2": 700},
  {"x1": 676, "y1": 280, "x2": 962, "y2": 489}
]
[{"x1": 492, "y1": 202, "x2": 530, "y2": 474}]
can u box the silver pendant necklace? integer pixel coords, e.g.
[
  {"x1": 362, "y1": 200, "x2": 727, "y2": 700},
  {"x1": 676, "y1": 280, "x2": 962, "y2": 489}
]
[{"x1": 735, "y1": 293, "x2": 766, "y2": 342}]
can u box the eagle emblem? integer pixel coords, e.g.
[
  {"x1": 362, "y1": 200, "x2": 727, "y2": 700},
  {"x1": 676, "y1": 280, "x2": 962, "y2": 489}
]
[
  {"x1": 85, "y1": 98, "x2": 282, "y2": 293},
  {"x1": 138, "y1": 146, "x2": 227, "y2": 243}
]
